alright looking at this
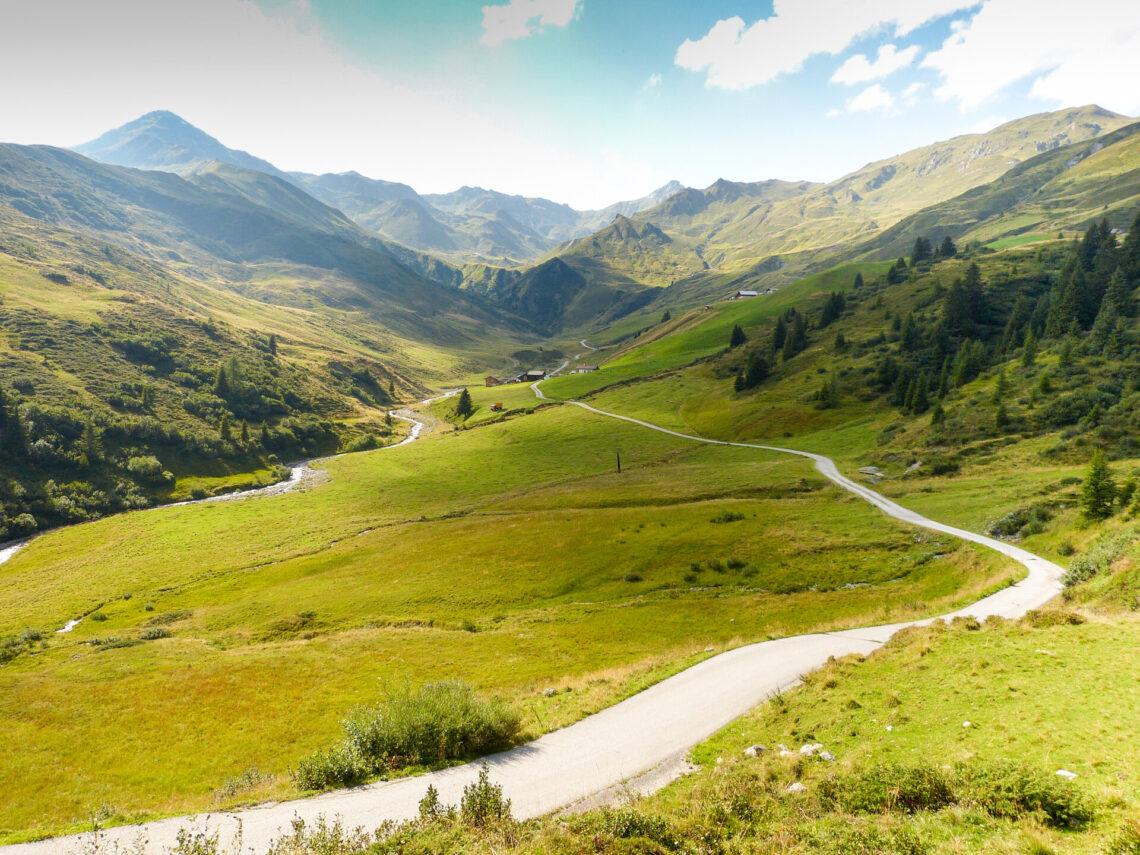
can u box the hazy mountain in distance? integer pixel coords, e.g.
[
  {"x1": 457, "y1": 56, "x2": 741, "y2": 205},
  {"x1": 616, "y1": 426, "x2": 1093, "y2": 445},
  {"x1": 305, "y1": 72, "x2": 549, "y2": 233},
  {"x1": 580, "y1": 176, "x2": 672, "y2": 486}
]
[{"x1": 74, "y1": 110, "x2": 291, "y2": 180}]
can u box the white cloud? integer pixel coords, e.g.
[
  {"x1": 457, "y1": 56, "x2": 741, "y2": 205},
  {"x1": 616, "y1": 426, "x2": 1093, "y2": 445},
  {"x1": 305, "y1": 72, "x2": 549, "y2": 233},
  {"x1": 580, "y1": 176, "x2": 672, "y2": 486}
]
[
  {"x1": 847, "y1": 84, "x2": 895, "y2": 112},
  {"x1": 901, "y1": 82, "x2": 927, "y2": 106},
  {"x1": 675, "y1": 0, "x2": 977, "y2": 90},
  {"x1": 644, "y1": 73, "x2": 663, "y2": 89},
  {"x1": 922, "y1": 0, "x2": 1140, "y2": 113},
  {"x1": 480, "y1": 0, "x2": 581, "y2": 48},
  {"x1": 0, "y1": 0, "x2": 651, "y2": 208},
  {"x1": 831, "y1": 44, "x2": 920, "y2": 85}
]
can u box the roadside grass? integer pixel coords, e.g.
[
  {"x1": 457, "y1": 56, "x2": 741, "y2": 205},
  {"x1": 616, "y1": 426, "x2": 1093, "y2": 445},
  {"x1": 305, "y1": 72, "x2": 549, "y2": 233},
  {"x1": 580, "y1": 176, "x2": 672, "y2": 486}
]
[{"x1": 0, "y1": 399, "x2": 1019, "y2": 840}]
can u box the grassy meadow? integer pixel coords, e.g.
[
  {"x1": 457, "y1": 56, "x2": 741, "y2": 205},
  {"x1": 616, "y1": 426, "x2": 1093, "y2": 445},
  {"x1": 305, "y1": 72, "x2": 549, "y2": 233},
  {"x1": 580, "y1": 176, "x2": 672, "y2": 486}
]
[{"x1": 0, "y1": 393, "x2": 1021, "y2": 841}]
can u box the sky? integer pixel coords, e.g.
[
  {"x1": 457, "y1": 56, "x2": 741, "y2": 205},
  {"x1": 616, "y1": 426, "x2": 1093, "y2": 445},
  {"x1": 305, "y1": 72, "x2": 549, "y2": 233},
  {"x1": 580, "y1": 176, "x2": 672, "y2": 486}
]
[{"x1": 1, "y1": 0, "x2": 1139, "y2": 209}]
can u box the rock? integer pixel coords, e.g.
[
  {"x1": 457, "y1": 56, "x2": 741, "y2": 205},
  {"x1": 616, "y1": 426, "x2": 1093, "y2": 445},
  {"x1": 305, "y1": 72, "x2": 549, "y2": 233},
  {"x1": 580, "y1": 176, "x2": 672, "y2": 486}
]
[
  {"x1": 743, "y1": 744, "x2": 766, "y2": 758},
  {"x1": 703, "y1": 647, "x2": 715, "y2": 652},
  {"x1": 819, "y1": 750, "x2": 836, "y2": 762},
  {"x1": 799, "y1": 743, "x2": 822, "y2": 756},
  {"x1": 963, "y1": 721, "x2": 972, "y2": 728},
  {"x1": 786, "y1": 782, "x2": 807, "y2": 794},
  {"x1": 779, "y1": 750, "x2": 795, "y2": 758},
  {"x1": 1055, "y1": 769, "x2": 1078, "y2": 779},
  {"x1": 542, "y1": 688, "x2": 557, "y2": 697},
  {"x1": 886, "y1": 725, "x2": 893, "y2": 732}
]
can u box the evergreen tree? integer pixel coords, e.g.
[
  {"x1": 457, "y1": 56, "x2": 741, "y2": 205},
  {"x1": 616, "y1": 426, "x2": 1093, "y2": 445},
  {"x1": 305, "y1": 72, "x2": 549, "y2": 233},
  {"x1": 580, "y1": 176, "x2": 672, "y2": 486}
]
[
  {"x1": 937, "y1": 356, "x2": 952, "y2": 398},
  {"x1": 240, "y1": 420, "x2": 250, "y2": 443},
  {"x1": 853, "y1": 272, "x2": 864, "y2": 290},
  {"x1": 219, "y1": 413, "x2": 231, "y2": 442},
  {"x1": 83, "y1": 422, "x2": 101, "y2": 463},
  {"x1": 911, "y1": 374, "x2": 930, "y2": 415},
  {"x1": 214, "y1": 363, "x2": 229, "y2": 397},
  {"x1": 1103, "y1": 269, "x2": 1135, "y2": 317},
  {"x1": 834, "y1": 330, "x2": 846, "y2": 351},
  {"x1": 930, "y1": 400, "x2": 946, "y2": 426},
  {"x1": 742, "y1": 354, "x2": 769, "y2": 390},
  {"x1": 819, "y1": 292, "x2": 846, "y2": 327},
  {"x1": 260, "y1": 421, "x2": 270, "y2": 444},
  {"x1": 911, "y1": 236, "x2": 933, "y2": 266},
  {"x1": 268, "y1": 334, "x2": 278, "y2": 356},
  {"x1": 1122, "y1": 209, "x2": 1140, "y2": 283},
  {"x1": 1080, "y1": 450, "x2": 1117, "y2": 520},
  {"x1": 661, "y1": 310, "x2": 671, "y2": 323},
  {"x1": 900, "y1": 313, "x2": 921, "y2": 351},
  {"x1": 1021, "y1": 330, "x2": 1038, "y2": 368},
  {"x1": 772, "y1": 316, "x2": 788, "y2": 352},
  {"x1": 995, "y1": 402, "x2": 1009, "y2": 430},
  {"x1": 454, "y1": 388, "x2": 474, "y2": 419},
  {"x1": 1090, "y1": 296, "x2": 1119, "y2": 353},
  {"x1": 389, "y1": 380, "x2": 396, "y2": 398},
  {"x1": 991, "y1": 369, "x2": 1008, "y2": 405},
  {"x1": 734, "y1": 372, "x2": 745, "y2": 393},
  {"x1": 937, "y1": 236, "x2": 957, "y2": 259},
  {"x1": 0, "y1": 387, "x2": 24, "y2": 455},
  {"x1": 729, "y1": 324, "x2": 747, "y2": 348}
]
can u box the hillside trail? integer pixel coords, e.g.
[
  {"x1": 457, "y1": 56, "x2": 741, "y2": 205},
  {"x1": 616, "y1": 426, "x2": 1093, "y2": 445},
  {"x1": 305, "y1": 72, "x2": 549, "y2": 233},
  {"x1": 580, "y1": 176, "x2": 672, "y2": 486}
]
[{"x1": 0, "y1": 371, "x2": 1063, "y2": 855}]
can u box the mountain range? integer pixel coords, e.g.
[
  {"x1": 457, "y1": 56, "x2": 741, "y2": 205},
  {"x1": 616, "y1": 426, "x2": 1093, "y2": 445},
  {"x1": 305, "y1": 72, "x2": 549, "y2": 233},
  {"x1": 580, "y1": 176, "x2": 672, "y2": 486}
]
[{"x1": 76, "y1": 111, "x2": 683, "y2": 265}]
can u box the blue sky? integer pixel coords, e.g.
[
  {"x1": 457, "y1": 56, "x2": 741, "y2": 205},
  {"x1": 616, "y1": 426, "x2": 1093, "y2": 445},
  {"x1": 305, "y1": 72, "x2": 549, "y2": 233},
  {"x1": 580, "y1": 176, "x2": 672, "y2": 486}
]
[{"x1": 2, "y1": 0, "x2": 1139, "y2": 208}]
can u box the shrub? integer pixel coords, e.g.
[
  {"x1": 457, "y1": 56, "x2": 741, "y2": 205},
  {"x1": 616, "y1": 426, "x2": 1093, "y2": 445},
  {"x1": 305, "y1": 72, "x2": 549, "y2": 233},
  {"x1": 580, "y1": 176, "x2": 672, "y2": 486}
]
[
  {"x1": 957, "y1": 760, "x2": 1093, "y2": 828},
  {"x1": 459, "y1": 764, "x2": 511, "y2": 828},
  {"x1": 292, "y1": 746, "x2": 361, "y2": 791},
  {"x1": 710, "y1": 511, "x2": 745, "y2": 524},
  {"x1": 726, "y1": 557, "x2": 746, "y2": 570},
  {"x1": 595, "y1": 808, "x2": 680, "y2": 849},
  {"x1": 294, "y1": 681, "x2": 520, "y2": 791},
  {"x1": 141, "y1": 627, "x2": 170, "y2": 640},
  {"x1": 623, "y1": 572, "x2": 643, "y2": 583},
  {"x1": 820, "y1": 762, "x2": 954, "y2": 814},
  {"x1": 90, "y1": 611, "x2": 108, "y2": 622}
]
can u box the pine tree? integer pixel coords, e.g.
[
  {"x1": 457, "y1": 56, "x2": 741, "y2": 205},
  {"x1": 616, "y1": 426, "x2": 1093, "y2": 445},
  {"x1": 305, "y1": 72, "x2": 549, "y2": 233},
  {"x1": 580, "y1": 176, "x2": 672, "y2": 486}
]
[
  {"x1": 260, "y1": 421, "x2": 270, "y2": 444},
  {"x1": 83, "y1": 422, "x2": 101, "y2": 463},
  {"x1": 454, "y1": 388, "x2": 474, "y2": 419},
  {"x1": 240, "y1": 420, "x2": 250, "y2": 443},
  {"x1": 729, "y1": 324, "x2": 747, "y2": 348},
  {"x1": 1103, "y1": 269, "x2": 1134, "y2": 317},
  {"x1": 995, "y1": 402, "x2": 1010, "y2": 430},
  {"x1": 214, "y1": 363, "x2": 229, "y2": 397},
  {"x1": 1021, "y1": 330, "x2": 1038, "y2": 367},
  {"x1": 912, "y1": 236, "x2": 933, "y2": 266},
  {"x1": 268, "y1": 334, "x2": 278, "y2": 356},
  {"x1": 661, "y1": 310, "x2": 671, "y2": 323},
  {"x1": 938, "y1": 356, "x2": 951, "y2": 398},
  {"x1": 743, "y1": 353, "x2": 769, "y2": 389},
  {"x1": 853, "y1": 272, "x2": 865, "y2": 290},
  {"x1": 1122, "y1": 209, "x2": 1140, "y2": 283},
  {"x1": 930, "y1": 400, "x2": 946, "y2": 426},
  {"x1": 834, "y1": 330, "x2": 846, "y2": 351},
  {"x1": 911, "y1": 374, "x2": 930, "y2": 415},
  {"x1": 991, "y1": 369, "x2": 1008, "y2": 405},
  {"x1": 219, "y1": 414, "x2": 232, "y2": 442},
  {"x1": 772, "y1": 316, "x2": 788, "y2": 352},
  {"x1": 937, "y1": 236, "x2": 957, "y2": 259},
  {"x1": 1080, "y1": 450, "x2": 1117, "y2": 520}
]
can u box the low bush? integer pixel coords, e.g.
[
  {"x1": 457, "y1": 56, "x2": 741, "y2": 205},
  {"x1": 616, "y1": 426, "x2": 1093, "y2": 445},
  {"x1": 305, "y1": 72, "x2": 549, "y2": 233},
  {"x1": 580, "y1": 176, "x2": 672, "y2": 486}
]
[
  {"x1": 711, "y1": 511, "x2": 745, "y2": 524},
  {"x1": 820, "y1": 762, "x2": 955, "y2": 814},
  {"x1": 141, "y1": 627, "x2": 170, "y2": 640},
  {"x1": 459, "y1": 764, "x2": 512, "y2": 828},
  {"x1": 957, "y1": 760, "x2": 1093, "y2": 828},
  {"x1": 292, "y1": 681, "x2": 520, "y2": 791}
]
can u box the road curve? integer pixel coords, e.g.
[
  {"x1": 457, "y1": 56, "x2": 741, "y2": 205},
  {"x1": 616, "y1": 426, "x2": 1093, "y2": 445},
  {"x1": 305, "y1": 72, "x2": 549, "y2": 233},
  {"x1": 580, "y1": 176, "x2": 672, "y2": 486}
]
[{"x1": 2, "y1": 394, "x2": 1064, "y2": 855}]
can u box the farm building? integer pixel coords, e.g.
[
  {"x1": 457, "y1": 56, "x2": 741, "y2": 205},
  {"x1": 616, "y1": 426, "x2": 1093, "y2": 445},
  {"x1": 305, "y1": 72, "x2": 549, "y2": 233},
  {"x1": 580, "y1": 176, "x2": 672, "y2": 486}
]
[
  {"x1": 576, "y1": 365, "x2": 599, "y2": 373},
  {"x1": 733, "y1": 290, "x2": 759, "y2": 299},
  {"x1": 485, "y1": 376, "x2": 503, "y2": 387}
]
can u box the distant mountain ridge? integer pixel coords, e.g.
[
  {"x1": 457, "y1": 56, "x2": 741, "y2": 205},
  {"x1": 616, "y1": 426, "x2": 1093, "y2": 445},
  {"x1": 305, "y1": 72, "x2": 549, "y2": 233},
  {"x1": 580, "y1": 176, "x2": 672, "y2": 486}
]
[{"x1": 72, "y1": 112, "x2": 686, "y2": 266}]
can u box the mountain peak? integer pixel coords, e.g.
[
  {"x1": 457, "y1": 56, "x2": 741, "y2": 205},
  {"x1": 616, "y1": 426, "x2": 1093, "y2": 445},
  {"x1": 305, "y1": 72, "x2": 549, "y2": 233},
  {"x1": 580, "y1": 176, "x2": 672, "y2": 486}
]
[{"x1": 74, "y1": 110, "x2": 288, "y2": 180}]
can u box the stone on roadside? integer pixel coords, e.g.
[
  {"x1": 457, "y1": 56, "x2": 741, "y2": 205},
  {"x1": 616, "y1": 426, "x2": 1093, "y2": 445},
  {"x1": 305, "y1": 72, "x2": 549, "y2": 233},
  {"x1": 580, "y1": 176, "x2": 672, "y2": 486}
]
[
  {"x1": 786, "y1": 782, "x2": 807, "y2": 794},
  {"x1": 1055, "y1": 769, "x2": 1077, "y2": 779},
  {"x1": 542, "y1": 688, "x2": 557, "y2": 697},
  {"x1": 819, "y1": 750, "x2": 836, "y2": 762},
  {"x1": 799, "y1": 743, "x2": 822, "y2": 756},
  {"x1": 743, "y1": 744, "x2": 766, "y2": 758}
]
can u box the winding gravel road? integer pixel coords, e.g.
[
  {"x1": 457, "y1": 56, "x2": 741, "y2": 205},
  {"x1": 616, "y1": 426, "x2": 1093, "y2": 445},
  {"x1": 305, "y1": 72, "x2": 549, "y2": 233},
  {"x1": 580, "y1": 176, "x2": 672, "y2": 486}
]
[{"x1": 1, "y1": 380, "x2": 1063, "y2": 855}]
